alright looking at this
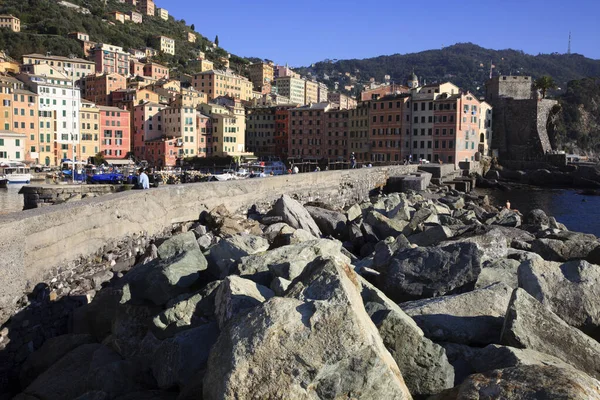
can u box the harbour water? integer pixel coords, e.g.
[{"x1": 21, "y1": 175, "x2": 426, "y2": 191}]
[{"x1": 476, "y1": 186, "x2": 600, "y2": 238}]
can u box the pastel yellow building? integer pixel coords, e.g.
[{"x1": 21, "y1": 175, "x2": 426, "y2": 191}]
[
  {"x1": 156, "y1": 8, "x2": 168, "y2": 20},
  {"x1": 304, "y1": 79, "x2": 319, "y2": 104},
  {"x1": 79, "y1": 100, "x2": 100, "y2": 162},
  {"x1": 0, "y1": 15, "x2": 20, "y2": 32},
  {"x1": 193, "y1": 69, "x2": 253, "y2": 101},
  {"x1": 199, "y1": 102, "x2": 247, "y2": 157},
  {"x1": 153, "y1": 36, "x2": 175, "y2": 56},
  {"x1": 247, "y1": 62, "x2": 274, "y2": 93}
]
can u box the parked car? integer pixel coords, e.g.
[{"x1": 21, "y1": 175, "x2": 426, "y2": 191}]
[{"x1": 419, "y1": 159, "x2": 430, "y2": 164}]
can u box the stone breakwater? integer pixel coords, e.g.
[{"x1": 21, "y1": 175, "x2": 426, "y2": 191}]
[{"x1": 4, "y1": 181, "x2": 600, "y2": 399}]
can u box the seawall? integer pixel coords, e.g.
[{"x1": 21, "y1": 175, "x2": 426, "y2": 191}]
[{"x1": 0, "y1": 165, "x2": 417, "y2": 321}]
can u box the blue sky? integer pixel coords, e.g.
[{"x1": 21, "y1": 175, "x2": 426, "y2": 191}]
[{"x1": 166, "y1": 0, "x2": 600, "y2": 66}]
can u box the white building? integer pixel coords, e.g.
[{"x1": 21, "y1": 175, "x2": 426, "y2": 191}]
[{"x1": 0, "y1": 131, "x2": 25, "y2": 161}]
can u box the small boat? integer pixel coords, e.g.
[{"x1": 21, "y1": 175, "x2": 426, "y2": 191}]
[
  {"x1": 0, "y1": 161, "x2": 32, "y2": 184},
  {"x1": 0, "y1": 178, "x2": 7, "y2": 188}
]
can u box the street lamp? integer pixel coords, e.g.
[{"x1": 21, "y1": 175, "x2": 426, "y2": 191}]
[{"x1": 62, "y1": 67, "x2": 77, "y2": 183}]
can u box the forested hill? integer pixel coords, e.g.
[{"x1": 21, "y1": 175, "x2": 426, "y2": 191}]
[
  {"x1": 551, "y1": 77, "x2": 600, "y2": 155},
  {"x1": 0, "y1": 0, "x2": 251, "y2": 74},
  {"x1": 296, "y1": 43, "x2": 600, "y2": 95}
]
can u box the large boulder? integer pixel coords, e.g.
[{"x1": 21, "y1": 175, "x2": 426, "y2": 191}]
[
  {"x1": 203, "y1": 258, "x2": 412, "y2": 400},
  {"x1": 206, "y1": 233, "x2": 269, "y2": 278},
  {"x1": 19, "y1": 334, "x2": 96, "y2": 388},
  {"x1": 430, "y1": 365, "x2": 600, "y2": 400},
  {"x1": 531, "y1": 237, "x2": 599, "y2": 262},
  {"x1": 360, "y1": 279, "x2": 454, "y2": 396},
  {"x1": 445, "y1": 228, "x2": 508, "y2": 262},
  {"x1": 305, "y1": 205, "x2": 348, "y2": 240},
  {"x1": 272, "y1": 195, "x2": 321, "y2": 237},
  {"x1": 126, "y1": 249, "x2": 208, "y2": 306},
  {"x1": 151, "y1": 322, "x2": 219, "y2": 390},
  {"x1": 518, "y1": 258, "x2": 600, "y2": 340},
  {"x1": 408, "y1": 225, "x2": 454, "y2": 247},
  {"x1": 366, "y1": 210, "x2": 409, "y2": 239},
  {"x1": 151, "y1": 280, "x2": 221, "y2": 339},
  {"x1": 214, "y1": 276, "x2": 274, "y2": 328},
  {"x1": 401, "y1": 282, "x2": 512, "y2": 345},
  {"x1": 236, "y1": 239, "x2": 349, "y2": 285},
  {"x1": 492, "y1": 209, "x2": 522, "y2": 227},
  {"x1": 524, "y1": 209, "x2": 550, "y2": 227},
  {"x1": 21, "y1": 344, "x2": 127, "y2": 400},
  {"x1": 472, "y1": 344, "x2": 577, "y2": 373},
  {"x1": 475, "y1": 258, "x2": 520, "y2": 289},
  {"x1": 375, "y1": 242, "x2": 483, "y2": 302},
  {"x1": 157, "y1": 232, "x2": 199, "y2": 260},
  {"x1": 501, "y1": 288, "x2": 600, "y2": 380}
]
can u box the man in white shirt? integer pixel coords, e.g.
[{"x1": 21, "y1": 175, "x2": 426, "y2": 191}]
[{"x1": 138, "y1": 168, "x2": 150, "y2": 190}]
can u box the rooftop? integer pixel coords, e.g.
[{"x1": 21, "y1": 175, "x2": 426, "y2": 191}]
[
  {"x1": 98, "y1": 105, "x2": 127, "y2": 112},
  {"x1": 22, "y1": 53, "x2": 94, "y2": 64},
  {"x1": 295, "y1": 102, "x2": 331, "y2": 111}
]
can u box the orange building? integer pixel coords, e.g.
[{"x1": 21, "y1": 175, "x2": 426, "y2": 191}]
[{"x1": 82, "y1": 73, "x2": 127, "y2": 106}]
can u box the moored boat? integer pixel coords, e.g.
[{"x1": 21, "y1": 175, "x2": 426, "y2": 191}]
[{"x1": 0, "y1": 161, "x2": 32, "y2": 184}]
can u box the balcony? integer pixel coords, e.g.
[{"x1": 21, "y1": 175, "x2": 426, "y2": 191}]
[{"x1": 175, "y1": 139, "x2": 183, "y2": 147}]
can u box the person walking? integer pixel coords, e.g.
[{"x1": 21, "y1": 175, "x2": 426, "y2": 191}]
[
  {"x1": 139, "y1": 168, "x2": 150, "y2": 190},
  {"x1": 292, "y1": 165, "x2": 299, "y2": 174}
]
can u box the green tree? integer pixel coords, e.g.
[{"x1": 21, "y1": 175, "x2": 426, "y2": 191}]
[
  {"x1": 534, "y1": 76, "x2": 558, "y2": 99},
  {"x1": 214, "y1": 35, "x2": 219, "y2": 47},
  {"x1": 191, "y1": 23, "x2": 195, "y2": 31},
  {"x1": 92, "y1": 152, "x2": 105, "y2": 166}
]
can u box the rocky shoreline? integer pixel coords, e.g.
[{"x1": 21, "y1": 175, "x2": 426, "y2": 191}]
[{"x1": 4, "y1": 181, "x2": 600, "y2": 399}]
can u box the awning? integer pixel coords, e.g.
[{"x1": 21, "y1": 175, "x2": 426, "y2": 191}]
[{"x1": 106, "y1": 159, "x2": 134, "y2": 166}]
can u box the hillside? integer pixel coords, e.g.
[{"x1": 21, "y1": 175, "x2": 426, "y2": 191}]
[
  {"x1": 296, "y1": 43, "x2": 600, "y2": 95},
  {"x1": 0, "y1": 0, "x2": 251, "y2": 75},
  {"x1": 550, "y1": 77, "x2": 600, "y2": 155}
]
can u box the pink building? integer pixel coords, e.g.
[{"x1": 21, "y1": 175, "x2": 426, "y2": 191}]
[
  {"x1": 196, "y1": 111, "x2": 212, "y2": 158},
  {"x1": 132, "y1": 101, "x2": 165, "y2": 161},
  {"x1": 99, "y1": 106, "x2": 131, "y2": 160},
  {"x1": 143, "y1": 61, "x2": 169, "y2": 80}
]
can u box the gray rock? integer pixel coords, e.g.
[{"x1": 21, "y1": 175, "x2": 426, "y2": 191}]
[
  {"x1": 72, "y1": 287, "x2": 130, "y2": 341},
  {"x1": 305, "y1": 205, "x2": 348, "y2": 240},
  {"x1": 214, "y1": 276, "x2": 274, "y2": 328},
  {"x1": 196, "y1": 233, "x2": 213, "y2": 251},
  {"x1": 375, "y1": 242, "x2": 483, "y2": 302},
  {"x1": 439, "y1": 195, "x2": 465, "y2": 210},
  {"x1": 151, "y1": 322, "x2": 219, "y2": 390},
  {"x1": 192, "y1": 223, "x2": 208, "y2": 237},
  {"x1": 108, "y1": 303, "x2": 160, "y2": 358},
  {"x1": 237, "y1": 239, "x2": 349, "y2": 284},
  {"x1": 114, "y1": 391, "x2": 178, "y2": 400},
  {"x1": 485, "y1": 170, "x2": 501, "y2": 180},
  {"x1": 472, "y1": 344, "x2": 576, "y2": 373},
  {"x1": 492, "y1": 208, "x2": 522, "y2": 227},
  {"x1": 203, "y1": 258, "x2": 412, "y2": 400},
  {"x1": 446, "y1": 228, "x2": 508, "y2": 262},
  {"x1": 387, "y1": 200, "x2": 411, "y2": 221},
  {"x1": 403, "y1": 208, "x2": 435, "y2": 235},
  {"x1": 401, "y1": 282, "x2": 512, "y2": 345},
  {"x1": 525, "y1": 209, "x2": 550, "y2": 227},
  {"x1": 408, "y1": 225, "x2": 453, "y2": 247},
  {"x1": 501, "y1": 288, "x2": 600, "y2": 380},
  {"x1": 273, "y1": 194, "x2": 321, "y2": 237},
  {"x1": 429, "y1": 365, "x2": 600, "y2": 400},
  {"x1": 73, "y1": 392, "x2": 109, "y2": 400},
  {"x1": 365, "y1": 210, "x2": 409, "y2": 239},
  {"x1": 360, "y1": 278, "x2": 454, "y2": 396},
  {"x1": 206, "y1": 233, "x2": 269, "y2": 278},
  {"x1": 346, "y1": 203, "x2": 362, "y2": 222},
  {"x1": 518, "y1": 258, "x2": 600, "y2": 340},
  {"x1": 127, "y1": 249, "x2": 208, "y2": 306},
  {"x1": 157, "y1": 232, "x2": 199, "y2": 260},
  {"x1": 151, "y1": 281, "x2": 221, "y2": 339},
  {"x1": 270, "y1": 277, "x2": 291, "y2": 296},
  {"x1": 262, "y1": 222, "x2": 291, "y2": 243},
  {"x1": 531, "y1": 237, "x2": 599, "y2": 262},
  {"x1": 22, "y1": 344, "x2": 121, "y2": 400},
  {"x1": 475, "y1": 258, "x2": 521, "y2": 289},
  {"x1": 19, "y1": 334, "x2": 96, "y2": 388}
]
